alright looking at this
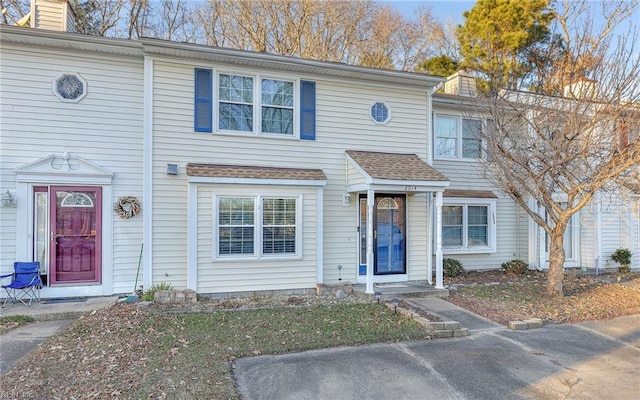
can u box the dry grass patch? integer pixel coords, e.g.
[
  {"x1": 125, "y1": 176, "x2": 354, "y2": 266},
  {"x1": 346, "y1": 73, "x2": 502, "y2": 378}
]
[
  {"x1": 447, "y1": 270, "x2": 640, "y2": 324},
  {"x1": 1, "y1": 297, "x2": 432, "y2": 399}
]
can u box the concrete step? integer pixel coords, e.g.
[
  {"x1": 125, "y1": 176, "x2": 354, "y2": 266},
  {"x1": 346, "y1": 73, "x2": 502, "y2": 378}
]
[{"x1": 353, "y1": 282, "x2": 449, "y2": 301}]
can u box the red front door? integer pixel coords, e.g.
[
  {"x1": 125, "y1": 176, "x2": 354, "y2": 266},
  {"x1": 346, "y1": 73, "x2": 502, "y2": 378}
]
[{"x1": 50, "y1": 187, "x2": 102, "y2": 285}]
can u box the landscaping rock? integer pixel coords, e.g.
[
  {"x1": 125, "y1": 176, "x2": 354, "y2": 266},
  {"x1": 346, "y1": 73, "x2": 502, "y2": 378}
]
[{"x1": 508, "y1": 321, "x2": 529, "y2": 330}]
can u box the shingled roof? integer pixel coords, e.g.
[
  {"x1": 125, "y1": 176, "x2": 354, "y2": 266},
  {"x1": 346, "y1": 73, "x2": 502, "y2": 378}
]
[
  {"x1": 346, "y1": 150, "x2": 448, "y2": 182},
  {"x1": 186, "y1": 163, "x2": 327, "y2": 181},
  {"x1": 444, "y1": 189, "x2": 497, "y2": 198}
]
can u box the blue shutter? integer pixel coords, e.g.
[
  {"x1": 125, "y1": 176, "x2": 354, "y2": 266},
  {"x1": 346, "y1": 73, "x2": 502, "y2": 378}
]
[
  {"x1": 300, "y1": 80, "x2": 316, "y2": 140},
  {"x1": 194, "y1": 68, "x2": 213, "y2": 132}
]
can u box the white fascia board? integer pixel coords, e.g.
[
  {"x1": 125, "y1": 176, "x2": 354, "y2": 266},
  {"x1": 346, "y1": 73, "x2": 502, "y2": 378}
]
[
  {"x1": 346, "y1": 184, "x2": 370, "y2": 193},
  {"x1": 370, "y1": 179, "x2": 450, "y2": 189},
  {"x1": 347, "y1": 182, "x2": 449, "y2": 193},
  {"x1": 0, "y1": 25, "x2": 142, "y2": 57},
  {"x1": 187, "y1": 176, "x2": 327, "y2": 187}
]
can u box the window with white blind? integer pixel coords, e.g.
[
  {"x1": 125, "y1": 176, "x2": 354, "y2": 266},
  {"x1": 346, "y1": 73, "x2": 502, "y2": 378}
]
[
  {"x1": 442, "y1": 198, "x2": 497, "y2": 254},
  {"x1": 214, "y1": 195, "x2": 300, "y2": 259}
]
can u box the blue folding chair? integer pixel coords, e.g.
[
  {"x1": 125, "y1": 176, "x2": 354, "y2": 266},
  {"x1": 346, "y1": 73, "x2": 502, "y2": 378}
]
[{"x1": 1, "y1": 262, "x2": 43, "y2": 307}]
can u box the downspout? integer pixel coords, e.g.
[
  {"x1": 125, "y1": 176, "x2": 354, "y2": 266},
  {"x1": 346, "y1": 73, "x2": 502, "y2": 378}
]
[
  {"x1": 142, "y1": 56, "x2": 154, "y2": 290},
  {"x1": 426, "y1": 82, "x2": 443, "y2": 165}
]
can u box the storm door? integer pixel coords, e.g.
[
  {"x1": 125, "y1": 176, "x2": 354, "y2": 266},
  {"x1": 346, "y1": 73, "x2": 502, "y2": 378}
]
[
  {"x1": 49, "y1": 187, "x2": 102, "y2": 284},
  {"x1": 359, "y1": 194, "x2": 406, "y2": 275}
]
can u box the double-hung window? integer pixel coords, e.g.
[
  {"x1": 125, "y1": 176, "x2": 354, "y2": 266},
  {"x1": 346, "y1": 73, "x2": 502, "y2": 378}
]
[
  {"x1": 195, "y1": 69, "x2": 315, "y2": 139},
  {"x1": 218, "y1": 74, "x2": 295, "y2": 136},
  {"x1": 218, "y1": 197, "x2": 255, "y2": 255},
  {"x1": 261, "y1": 79, "x2": 294, "y2": 134},
  {"x1": 215, "y1": 195, "x2": 299, "y2": 259},
  {"x1": 219, "y1": 74, "x2": 254, "y2": 132},
  {"x1": 435, "y1": 114, "x2": 484, "y2": 159},
  {"x1": 442, "y1": 199, "x2": 496, "y2": 253}
]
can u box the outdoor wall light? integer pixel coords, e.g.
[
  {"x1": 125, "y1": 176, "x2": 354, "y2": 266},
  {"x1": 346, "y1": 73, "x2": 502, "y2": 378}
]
[
  {"x1": 342, "y1": 193, "x2": 351, "y2": 206},
  {"x1": 1, "y1": 190, "x2": 16, "y2": 208}
]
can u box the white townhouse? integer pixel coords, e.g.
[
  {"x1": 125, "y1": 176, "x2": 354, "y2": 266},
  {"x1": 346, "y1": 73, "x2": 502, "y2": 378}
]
[
  {"x1": 0, "y1": 0, "x2": 455, "y2": 299},
  {"x1": 432, "y1": 72, "x2": 640, "y2": 272}
]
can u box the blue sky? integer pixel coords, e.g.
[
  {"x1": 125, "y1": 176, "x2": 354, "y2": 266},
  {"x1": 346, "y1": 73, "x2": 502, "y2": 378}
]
[{"x1": 381, "y1": 0, "x2": 476, "y2": 23}]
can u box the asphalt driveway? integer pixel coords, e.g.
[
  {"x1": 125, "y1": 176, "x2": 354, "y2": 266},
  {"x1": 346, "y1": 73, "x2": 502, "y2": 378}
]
[{"x1": 233, "y1": 314, "x2": 640, "y2": 400}]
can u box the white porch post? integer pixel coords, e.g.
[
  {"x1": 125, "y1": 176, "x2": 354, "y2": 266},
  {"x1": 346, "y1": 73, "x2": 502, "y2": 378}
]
[
  {"x1": 595, "y1": 193, "x2": 602, "y2": 273},
  {"x1": 366, "y1": 189, "x2": 375, "y2": 294},
  {"x1": 435, "y1": 191, "x2": 444, "y2": 289},
  {"x1": 426, "y1": 193, "x2": 433, "y2": 285}
]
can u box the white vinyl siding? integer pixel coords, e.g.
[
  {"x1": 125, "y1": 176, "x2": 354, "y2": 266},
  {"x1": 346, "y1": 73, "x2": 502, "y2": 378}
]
[
  {"x1": 194, "y1": 185, "x2": 315, "y2": 294},
  {"x1": 34, "y1": 0, "x2": 66, "y2": 31},
  {"x1": 0, "y1": 42, "x2": 144, "y2": 295},
  {"x1": 433, "y1": 103, "x2": 529, "y2": 270},
  {"x1": 152, "y1": 60, "x2": 431, "y2": 288}
]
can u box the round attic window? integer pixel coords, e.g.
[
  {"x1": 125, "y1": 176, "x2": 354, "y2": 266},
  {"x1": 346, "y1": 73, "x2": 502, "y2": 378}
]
[{"x1": 52, "y1": 73, "x2": 87, "y2": 102}]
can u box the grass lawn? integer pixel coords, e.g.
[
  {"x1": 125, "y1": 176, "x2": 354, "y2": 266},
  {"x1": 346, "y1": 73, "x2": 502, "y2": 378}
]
[
  {"x1": 0, "y1": 315, "x2": 35, "y2": 334},
  {"x1": 1, "y1": 301, "x2": 433, "y2": 399}
]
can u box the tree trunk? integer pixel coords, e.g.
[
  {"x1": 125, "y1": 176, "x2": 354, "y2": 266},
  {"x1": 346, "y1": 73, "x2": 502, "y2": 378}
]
[{"x1": 546, "y1": 227, "x2": 566, "y2": 297}]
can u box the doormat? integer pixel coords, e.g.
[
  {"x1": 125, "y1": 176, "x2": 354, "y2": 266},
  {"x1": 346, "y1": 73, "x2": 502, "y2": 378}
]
[{"x1": 43, "y1": 297, "x2": 89, "y2": 304}]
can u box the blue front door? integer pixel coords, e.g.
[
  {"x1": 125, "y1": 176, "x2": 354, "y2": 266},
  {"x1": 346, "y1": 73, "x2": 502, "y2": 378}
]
[{"x1": 359, "y1": 194, "x2": 406, "y2": 275}]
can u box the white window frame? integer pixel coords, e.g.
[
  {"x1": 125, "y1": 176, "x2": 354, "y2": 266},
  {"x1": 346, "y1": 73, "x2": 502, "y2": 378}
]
[
  {"x1": 434, "y1": 113, "x2": 485, "y2": 160},
  {"x1": 52, "y1": 73, "x2": 87, "y2": 103},
  {"x1": 215, "y1": 71, "x2": 299, "y2": 138},
  {"x1": 441, "y1": 198, "x2": 497, "y2": 254},
  {"x1": 369, "y1": 101, "x2": 391, "y2": 124},
  {"x1": 213, "y1": 194, "x2": 302, "y2": 260}
]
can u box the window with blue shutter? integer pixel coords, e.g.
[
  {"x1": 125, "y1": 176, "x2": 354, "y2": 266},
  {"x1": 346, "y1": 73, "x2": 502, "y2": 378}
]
[
  {"x1": 300, "y1": 81, "x2": 316, "y2": 140},
  {"x1": 194, "y1": 68, "x2": 213, "y2": 132}
]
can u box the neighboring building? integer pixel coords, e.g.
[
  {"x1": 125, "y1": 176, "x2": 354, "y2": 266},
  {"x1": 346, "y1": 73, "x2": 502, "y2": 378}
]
[
  {"x1": 1, "y1": 0, "x2": 453, "y2": 299},
  {"x1": 433, "y1": 71, "x2": 640, "y2": 272}
]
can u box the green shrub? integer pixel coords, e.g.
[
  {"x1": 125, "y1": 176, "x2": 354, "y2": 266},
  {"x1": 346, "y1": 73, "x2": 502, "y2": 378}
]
[
  {"x1": 142, "y1": 282, "x2": 173, "y2": 302},
  {"x1": 611, "y1": 248, "x2": 632, "y2": 273},
  {"x1": 443, "y1": 258, "x2": 465, "y2": 277},
  {"x1": 501, "y1": 259, "x2": 528, "y2": 274}
]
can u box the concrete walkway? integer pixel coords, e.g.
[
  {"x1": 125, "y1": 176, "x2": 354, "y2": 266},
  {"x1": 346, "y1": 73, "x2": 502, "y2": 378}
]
[
  {"x1": 0, "y1": 296, "x2": 118, "y2": 375},
  {"x1": 234, "y1": 304, "x2": 640, "y2": 400}
]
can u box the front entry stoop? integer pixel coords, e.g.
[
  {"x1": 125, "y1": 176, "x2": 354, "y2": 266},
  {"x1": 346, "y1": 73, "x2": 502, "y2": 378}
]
[{"x1": 353, "y1": 281, "x2": 449, "y2": 302}]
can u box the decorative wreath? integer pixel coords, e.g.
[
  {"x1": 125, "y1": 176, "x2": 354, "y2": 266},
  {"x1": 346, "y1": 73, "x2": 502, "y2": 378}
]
[{"x1": 114, "y1": 196, "x2": 141, "y2": 219}]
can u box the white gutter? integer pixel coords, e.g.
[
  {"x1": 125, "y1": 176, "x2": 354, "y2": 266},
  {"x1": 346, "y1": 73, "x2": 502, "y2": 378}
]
[{"x1": 426, "y1": 82, "x2": 443, "y2": 165}]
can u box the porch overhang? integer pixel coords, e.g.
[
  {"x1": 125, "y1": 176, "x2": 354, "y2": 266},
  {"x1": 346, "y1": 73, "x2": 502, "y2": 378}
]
[{"x1": 345, "y1": 150, "x2": 449, "y2": 192}]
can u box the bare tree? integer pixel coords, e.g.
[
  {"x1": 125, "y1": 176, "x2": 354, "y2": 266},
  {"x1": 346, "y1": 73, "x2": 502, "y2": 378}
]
[
  {"x1": 0, "y1": 0, "x2": 30, "y2": 25},
  {"x1": 153, "y1": 0, "x2": 192, "y2": 41},
  {"x1": 75, "y1": 0, "x2": 124, "y2": 36},
  {"x1": 189, "y1": 0, "x2": 447, "y2": 70},
  {"x1": 478, "y1": 0, "x2": 640, "y2": 296}
]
